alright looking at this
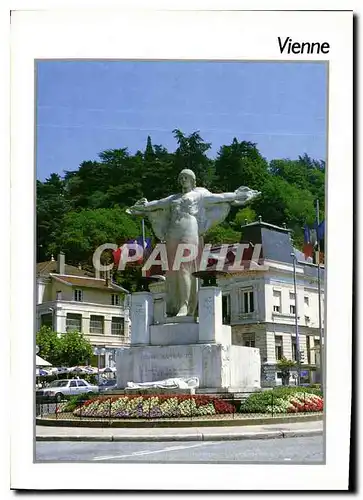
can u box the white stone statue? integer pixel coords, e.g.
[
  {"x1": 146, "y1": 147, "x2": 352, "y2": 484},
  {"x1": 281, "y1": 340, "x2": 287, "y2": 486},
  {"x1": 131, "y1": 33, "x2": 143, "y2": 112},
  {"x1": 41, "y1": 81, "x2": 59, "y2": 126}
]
[
  {"x1": 126, "y1": 377, "x2": 200, "y2": 390},
  {"x1": 127, "y1": 169, "x2": 260, "y2": 317}
]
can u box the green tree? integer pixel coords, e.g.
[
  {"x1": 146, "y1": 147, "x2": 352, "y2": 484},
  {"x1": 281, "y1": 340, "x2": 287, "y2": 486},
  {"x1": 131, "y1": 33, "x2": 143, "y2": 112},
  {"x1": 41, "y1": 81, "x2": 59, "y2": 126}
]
[
  {"x1": 232, "y1": 206, "x2": 257, "y2": 228},
  {"x1": 173, "y1": 129, "x2": 214, "y2": 188},
  {"x1": 36, "y1": 326, "x2": 62, "y2": 366},
  {"x1": 214, "y1": 139, "x2": 268, "y2": 193},
  {"x1": 251, "y1": 176, "x2": 316, "y2": 247},
  {"x1": 36, "y1": 326, "x2": 93, "y2": 367},
  {"x1": 49, "y1": 207, "x2": 141, "y2": 266},
  {"x1": 276, "y1": 356, "x2": 297, "y2": 386},
  {"x1": 204, "y1": 224, "x2": 241, "y2": 245},
  {"x1": 37, "y1": 174, "x2": 70, "y2": 261},
  {"x1": 59, "y1": 330, "x2": 93, "y2": 367}
]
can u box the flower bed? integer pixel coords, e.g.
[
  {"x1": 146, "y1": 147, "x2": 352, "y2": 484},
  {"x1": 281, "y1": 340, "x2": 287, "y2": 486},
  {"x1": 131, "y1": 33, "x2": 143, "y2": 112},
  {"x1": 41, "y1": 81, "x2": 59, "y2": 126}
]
[
  {"x1": 72, "y1": 395, "x2": 236, "y2": 419},
  {"x1": 239, "y1": 388, "x2": 323, "y2": 414}
]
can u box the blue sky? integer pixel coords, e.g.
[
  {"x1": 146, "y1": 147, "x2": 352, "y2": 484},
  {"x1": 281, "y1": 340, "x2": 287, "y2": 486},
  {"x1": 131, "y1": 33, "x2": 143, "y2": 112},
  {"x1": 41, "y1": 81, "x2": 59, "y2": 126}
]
[{"x1": 36, "y1": 61, "x2": 327, "y2": 181}]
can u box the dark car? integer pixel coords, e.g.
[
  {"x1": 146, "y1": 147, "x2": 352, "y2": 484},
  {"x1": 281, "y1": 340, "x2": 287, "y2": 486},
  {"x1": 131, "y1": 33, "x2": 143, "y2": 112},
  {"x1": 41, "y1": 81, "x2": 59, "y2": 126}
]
[{"x1": 99, "y1": 379, "x2": 117, "y2": 392}]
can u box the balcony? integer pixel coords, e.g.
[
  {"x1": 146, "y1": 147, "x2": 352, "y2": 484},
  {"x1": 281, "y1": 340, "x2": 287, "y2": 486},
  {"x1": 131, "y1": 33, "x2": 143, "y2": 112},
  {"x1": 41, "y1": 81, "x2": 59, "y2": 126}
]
[{"x1": 232, "y1": 311, "x2": 259, "y2": 324}]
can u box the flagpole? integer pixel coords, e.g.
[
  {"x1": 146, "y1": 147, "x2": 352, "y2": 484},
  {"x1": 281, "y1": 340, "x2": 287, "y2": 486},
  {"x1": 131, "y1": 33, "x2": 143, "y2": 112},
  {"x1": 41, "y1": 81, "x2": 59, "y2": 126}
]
[
  {"x1": 141, "y1": 218, "x2": 146, "y2": 250},
  {"x1": 316, "y1": 200, "x2": 324, "y2": 397}
]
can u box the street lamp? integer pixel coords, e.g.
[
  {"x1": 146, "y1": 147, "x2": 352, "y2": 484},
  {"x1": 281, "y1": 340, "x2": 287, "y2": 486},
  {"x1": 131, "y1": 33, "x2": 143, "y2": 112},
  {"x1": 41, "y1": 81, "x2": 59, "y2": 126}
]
[{"x1": 291, "y1": 252, "x2": 301, "y2": 386}]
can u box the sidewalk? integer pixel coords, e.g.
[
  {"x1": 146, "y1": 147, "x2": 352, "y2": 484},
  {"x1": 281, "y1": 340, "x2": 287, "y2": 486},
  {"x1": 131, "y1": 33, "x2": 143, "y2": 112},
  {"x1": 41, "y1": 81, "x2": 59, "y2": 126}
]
[{"x1": 36, "y1": 420, "x2": 323, "y2": 442}]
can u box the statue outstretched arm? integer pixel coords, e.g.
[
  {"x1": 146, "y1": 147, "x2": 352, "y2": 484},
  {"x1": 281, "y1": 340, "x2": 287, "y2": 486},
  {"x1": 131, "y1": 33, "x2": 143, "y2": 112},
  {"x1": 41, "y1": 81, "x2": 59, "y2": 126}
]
[
  {"x1": 203, "y1": 186, "x2": 261, "y2": 207},
  {"x1": 126, "y1": 195, "x2": 172, "y2": 215}
]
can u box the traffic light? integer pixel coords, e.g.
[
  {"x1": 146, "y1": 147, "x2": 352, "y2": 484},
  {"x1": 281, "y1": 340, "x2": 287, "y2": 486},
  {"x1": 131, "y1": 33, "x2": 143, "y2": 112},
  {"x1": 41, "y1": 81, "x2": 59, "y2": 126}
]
[{"x1": 299, "y1": 351, "x2": 305, "y2": 362}]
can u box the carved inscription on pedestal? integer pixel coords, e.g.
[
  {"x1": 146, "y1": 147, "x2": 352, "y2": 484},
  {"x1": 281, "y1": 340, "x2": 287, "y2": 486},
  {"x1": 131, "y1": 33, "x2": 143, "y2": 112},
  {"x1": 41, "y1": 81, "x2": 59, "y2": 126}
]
[{"x1": 140, "y1": 348, "x2": 198, "y2": 381}]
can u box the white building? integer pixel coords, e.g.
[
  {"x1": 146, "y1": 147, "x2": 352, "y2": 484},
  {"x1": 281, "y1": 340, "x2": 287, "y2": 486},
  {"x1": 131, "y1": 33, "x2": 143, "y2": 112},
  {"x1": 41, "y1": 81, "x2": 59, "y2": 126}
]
[
  {"x1": 216, "y1": 220, "x2": 324, "y2": 386},
  {"x1": 36, "y1": 253, "x2": 131, "y2": 368},
  {"x1": 148, "y1": 220, "x2": 324, "y2": 386}
]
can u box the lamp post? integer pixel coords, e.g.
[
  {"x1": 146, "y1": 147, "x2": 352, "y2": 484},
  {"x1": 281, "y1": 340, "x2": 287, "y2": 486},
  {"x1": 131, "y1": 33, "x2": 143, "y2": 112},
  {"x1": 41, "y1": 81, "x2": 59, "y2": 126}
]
[
  {"x1": 291, "y1": 252, "x2": 301, "y2": 386},
  {"x1": 316, "y1": 199, "x2": 324, "y2": 396}
]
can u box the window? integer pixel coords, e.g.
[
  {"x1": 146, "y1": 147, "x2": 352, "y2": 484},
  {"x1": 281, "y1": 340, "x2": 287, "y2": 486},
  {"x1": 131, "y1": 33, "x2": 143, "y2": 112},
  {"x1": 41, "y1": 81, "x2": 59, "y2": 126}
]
[
  {"x1": 41, "y1": 313, "x2": 53, "y2": 328},
  {"x1": 111, "y1": 294, "x2": 120, "y2": 306},
  {"x1": 273, "y1": 290, "x2": 281, "y2": 313},
  {"x1": 73, "y1": 289, "x2": 83, "y2": 302},
  {"x1": 243, "y1": 333, "x2": 255, "y2": 348},
  {"x1": 292, "y1": 339, "x2": 298, "y2": 361},
  {"x1": 90, "y1": 315, "x2": 104, "y2": 334},
  {"x1": 77, "y1": 380, "x2": 87, "y2": 387},
  {"x1": 222, "y1": 294, "x2": 231, "y2": 324},
  {"x1": 111, "y1": 317, "x2": 125, "y2": 336},
  {"x1": 289, "y1": 290, "x2": 296, "y2": 315},
  {"x1": 66, "y1": 313, "x2": 82, "y2": 332},
  {"x1": 69, "y1": 381, "x2": 77, "y2": 387},
  {"x1": 56, "y1": 290, "x2": 62, "y2": 301},
  {"x1": 275, "y1": 336, "x2": 283, "y2": 360},
  {"x1": 242, "y1": 289, "x2": 254, "y2": 313},
  {"x1": 304, "y1": 296, "x2": 309, "y2": 306},
  {"x1": 314, "y1": 339, "x2": 321, "y2": 366}
]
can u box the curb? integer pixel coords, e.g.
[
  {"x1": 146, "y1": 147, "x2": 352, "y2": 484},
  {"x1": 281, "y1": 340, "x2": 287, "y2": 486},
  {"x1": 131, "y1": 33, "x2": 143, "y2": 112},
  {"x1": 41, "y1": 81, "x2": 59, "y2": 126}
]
[
  {"x1": 36, "y1": 413, "x2": 323, "y2": 429},
  {"x1": 36, "y1": 428, "x2": 322, "y2": 442}
]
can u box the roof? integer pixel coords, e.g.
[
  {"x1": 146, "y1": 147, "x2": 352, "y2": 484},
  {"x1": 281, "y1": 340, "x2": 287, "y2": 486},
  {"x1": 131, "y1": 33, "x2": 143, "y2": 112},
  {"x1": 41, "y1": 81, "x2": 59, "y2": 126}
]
[
  {"x1": 37, "y1": 260, "x2": 91, "y2": 277},
  {"x1": 240, "y1": 220, "x2": 292, "y2": 234},
  {"x1": 240, "y1": 222, "x2": 294, "y2": 263},
  {"x1": 50, "y1": 274, "x2": 129, "y2": 293}
]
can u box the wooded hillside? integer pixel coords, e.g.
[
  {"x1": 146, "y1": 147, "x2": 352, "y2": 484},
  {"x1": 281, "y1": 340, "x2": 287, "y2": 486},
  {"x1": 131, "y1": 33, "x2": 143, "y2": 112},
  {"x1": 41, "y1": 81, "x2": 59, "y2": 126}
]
[{"x1": 37, "y1": 129, "x2": 325, "y2": 271}]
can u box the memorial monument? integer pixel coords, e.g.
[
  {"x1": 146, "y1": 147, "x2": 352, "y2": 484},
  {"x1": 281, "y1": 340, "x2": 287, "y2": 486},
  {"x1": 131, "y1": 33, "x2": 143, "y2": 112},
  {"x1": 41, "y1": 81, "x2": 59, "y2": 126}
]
[{"x1": 116, "y1": 169, "x2": 262, "y2": 393}]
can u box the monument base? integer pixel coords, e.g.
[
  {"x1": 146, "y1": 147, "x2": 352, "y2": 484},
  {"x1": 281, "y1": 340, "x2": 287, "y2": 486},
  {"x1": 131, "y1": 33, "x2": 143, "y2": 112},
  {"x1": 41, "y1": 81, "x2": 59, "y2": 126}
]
[{"x1": 116, "y1": 343, "x2": 261, "y2": 391}]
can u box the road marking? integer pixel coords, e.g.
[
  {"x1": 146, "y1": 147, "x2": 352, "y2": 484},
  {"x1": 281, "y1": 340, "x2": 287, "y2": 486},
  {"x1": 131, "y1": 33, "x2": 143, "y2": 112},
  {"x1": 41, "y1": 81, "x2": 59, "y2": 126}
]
[
  {"x1": 284, "y1": 458, "x2": 292, "y2": 461},
  {"x1": 93, "y1": 441, "x2": 218, "y2": 461}
]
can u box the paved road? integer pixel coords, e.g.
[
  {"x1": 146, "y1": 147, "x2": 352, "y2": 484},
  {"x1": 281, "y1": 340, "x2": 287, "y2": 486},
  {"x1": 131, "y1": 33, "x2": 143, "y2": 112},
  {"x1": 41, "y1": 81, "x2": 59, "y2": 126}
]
[{"x1": 36, "y1": 436, "x2": 324, "y2": 463}]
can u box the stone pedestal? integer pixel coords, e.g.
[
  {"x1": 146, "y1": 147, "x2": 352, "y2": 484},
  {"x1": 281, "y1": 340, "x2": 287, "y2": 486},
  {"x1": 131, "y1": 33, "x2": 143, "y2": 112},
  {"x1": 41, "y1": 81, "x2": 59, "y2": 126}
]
[
  {"x1": 116, "y1": 344, "x2": 260, "y2": 391},
  {"x1": 130, "y1": 292, "x2": 153, "y2": 345},
  {"x1": 117, "y1": 285, "x2": 261, "y2": 392},
  {"x1": 198, "y1": 286, "x2": 231, "y2": 344}
]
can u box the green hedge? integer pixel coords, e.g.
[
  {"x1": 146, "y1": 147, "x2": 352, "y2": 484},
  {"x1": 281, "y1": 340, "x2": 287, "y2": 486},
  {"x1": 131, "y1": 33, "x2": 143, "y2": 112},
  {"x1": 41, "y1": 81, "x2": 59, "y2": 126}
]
[{"x1": 239, "y1": 387, "x2": 323, "y2": 414}]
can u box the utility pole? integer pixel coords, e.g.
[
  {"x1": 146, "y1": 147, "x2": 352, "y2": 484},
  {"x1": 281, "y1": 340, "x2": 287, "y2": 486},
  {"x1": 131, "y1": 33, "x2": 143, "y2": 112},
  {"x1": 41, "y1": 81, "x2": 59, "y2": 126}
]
[
  {"x1": 291, "y1": 252, "x2": 301, "y2": 386},
  {"x1": 316, "y1": 199, "x2": 324, "y2": 396}
]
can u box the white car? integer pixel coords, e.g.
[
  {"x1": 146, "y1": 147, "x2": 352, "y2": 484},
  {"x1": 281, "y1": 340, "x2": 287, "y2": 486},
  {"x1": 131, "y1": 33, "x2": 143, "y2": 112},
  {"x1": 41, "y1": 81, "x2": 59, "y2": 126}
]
[{"x1": 36, "y1": 378, "x2": 99, "y2": 402}]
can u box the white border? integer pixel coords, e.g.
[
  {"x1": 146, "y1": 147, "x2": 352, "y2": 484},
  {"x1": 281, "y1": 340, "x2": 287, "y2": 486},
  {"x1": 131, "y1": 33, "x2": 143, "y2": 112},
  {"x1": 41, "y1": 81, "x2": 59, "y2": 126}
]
[{"x1": 9, "y1": 7, "x2": 353, "y2": 492}]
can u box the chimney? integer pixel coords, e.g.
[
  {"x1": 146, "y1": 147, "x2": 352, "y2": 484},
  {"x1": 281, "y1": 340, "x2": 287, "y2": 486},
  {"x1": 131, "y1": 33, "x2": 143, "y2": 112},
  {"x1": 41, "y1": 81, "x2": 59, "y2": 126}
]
[
  {"x1": 57, "y1": 252, "x2": 65, "y2": 275},
  {"x1": 105, "y1": 270, "x2": 112, "y2": 287}
]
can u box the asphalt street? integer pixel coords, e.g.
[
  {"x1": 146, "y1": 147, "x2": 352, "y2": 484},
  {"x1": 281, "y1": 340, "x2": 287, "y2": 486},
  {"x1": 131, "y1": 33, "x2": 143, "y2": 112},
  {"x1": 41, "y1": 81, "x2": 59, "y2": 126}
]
[{"x1": 36, "y1": 435, "x2": 324, "y2": 463}]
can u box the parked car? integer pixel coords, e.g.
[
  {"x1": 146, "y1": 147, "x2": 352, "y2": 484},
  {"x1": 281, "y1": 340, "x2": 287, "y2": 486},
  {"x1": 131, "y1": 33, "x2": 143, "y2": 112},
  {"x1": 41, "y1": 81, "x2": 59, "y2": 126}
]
[
  {"x1": 99, "y1": 379, "x2": 117, "y2": 392},
  {"x1": 36, "y1": 378, "x2": 99, "y2": 402}
]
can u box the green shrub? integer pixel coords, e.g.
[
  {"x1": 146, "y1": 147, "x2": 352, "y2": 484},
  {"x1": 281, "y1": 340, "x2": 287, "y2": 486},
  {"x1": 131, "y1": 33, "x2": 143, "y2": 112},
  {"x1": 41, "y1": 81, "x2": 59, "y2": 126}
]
[
  {"x1": 239, "y1": 387, "x2": 323, "y2": 413},
  {"x1": 61, "y1": 392, "x2": 98, "y2": 412}
]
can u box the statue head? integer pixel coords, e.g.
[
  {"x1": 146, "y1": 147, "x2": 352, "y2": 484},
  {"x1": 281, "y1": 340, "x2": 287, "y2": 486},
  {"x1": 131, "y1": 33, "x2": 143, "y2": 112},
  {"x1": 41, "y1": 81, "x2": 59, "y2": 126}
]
[{"x1": 178, "y1": 169, "x2": 196, "y2": 190}]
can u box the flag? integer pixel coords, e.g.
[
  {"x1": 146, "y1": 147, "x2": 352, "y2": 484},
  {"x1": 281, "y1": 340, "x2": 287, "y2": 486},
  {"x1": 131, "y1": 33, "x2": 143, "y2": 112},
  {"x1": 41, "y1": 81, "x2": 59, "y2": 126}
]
[
  {"x1": 303, "y1": 225, "x2": 314, "y2": 259},
  {"x1": 113, "y1": 237, "x2": 152, "y2": 268},
  {"x1": 304, "y1": 225, "x2": 311, "y2": 244},
  {"x1": 317, "y1": 220, "x2": 325, "y2": 242}
]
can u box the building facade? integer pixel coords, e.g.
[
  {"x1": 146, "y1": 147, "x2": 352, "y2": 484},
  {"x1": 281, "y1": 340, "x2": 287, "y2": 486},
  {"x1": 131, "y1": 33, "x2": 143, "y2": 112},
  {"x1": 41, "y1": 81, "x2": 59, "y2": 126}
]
[
  {"x1": 217, "y1": 221, "x2": 324, "y2": 386},
  {"x1": 36, "y1": 253, "x2": 131, "y2": 368}
]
